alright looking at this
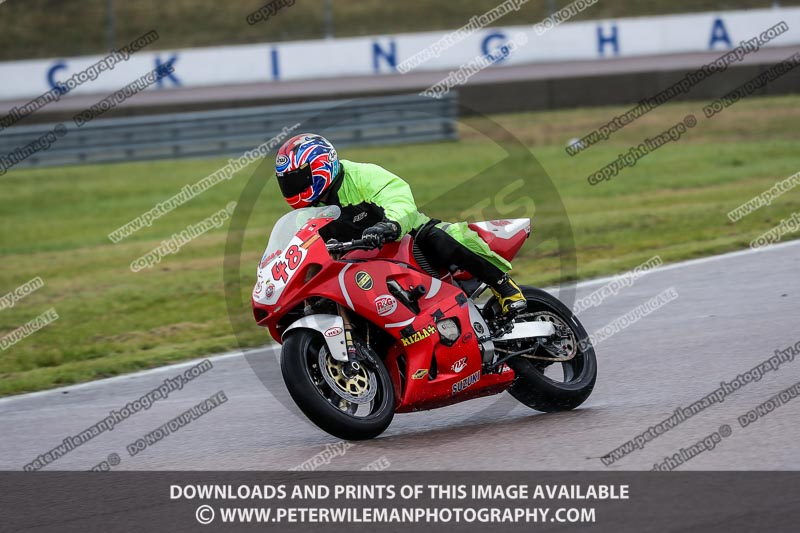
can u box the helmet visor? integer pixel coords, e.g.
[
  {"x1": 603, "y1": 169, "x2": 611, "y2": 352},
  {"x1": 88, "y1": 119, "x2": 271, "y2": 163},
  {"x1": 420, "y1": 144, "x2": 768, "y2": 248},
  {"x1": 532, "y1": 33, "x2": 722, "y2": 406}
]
[{"x1": 277, "y1": 163, "x2": 313, "y2": 199}]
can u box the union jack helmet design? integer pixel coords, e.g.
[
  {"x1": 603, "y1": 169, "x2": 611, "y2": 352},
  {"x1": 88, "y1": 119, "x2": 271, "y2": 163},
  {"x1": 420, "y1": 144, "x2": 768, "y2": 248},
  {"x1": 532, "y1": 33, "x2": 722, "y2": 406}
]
[{"x1": 275, "y1": 133, "x2": 340, "y2": 209}]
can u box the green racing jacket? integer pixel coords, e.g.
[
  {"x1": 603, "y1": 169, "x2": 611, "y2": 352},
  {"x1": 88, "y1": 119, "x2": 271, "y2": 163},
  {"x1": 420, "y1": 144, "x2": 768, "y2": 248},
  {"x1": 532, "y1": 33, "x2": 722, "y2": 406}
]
[{"x1": 318, "y1": 159, "x2": 512, "y2": 273}]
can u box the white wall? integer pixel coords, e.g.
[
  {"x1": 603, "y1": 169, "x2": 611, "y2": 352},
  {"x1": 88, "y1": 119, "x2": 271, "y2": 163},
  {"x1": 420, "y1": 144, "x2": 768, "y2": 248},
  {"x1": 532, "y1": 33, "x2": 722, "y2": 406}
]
[{"x1": 2, "y1": 7, "x2": 799, "y2": 101}]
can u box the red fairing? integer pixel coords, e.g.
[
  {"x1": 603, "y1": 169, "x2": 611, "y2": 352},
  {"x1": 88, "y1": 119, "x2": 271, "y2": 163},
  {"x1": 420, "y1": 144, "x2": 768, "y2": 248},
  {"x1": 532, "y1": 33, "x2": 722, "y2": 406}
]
[{"x1": 252, "y1": 214, "x2": 524, "y2": 414}]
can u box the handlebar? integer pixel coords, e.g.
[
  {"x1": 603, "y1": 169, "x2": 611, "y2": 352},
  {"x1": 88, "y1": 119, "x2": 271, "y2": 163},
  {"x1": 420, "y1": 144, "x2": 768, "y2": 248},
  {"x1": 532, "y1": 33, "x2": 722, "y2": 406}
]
[{"x1": 326, "y1": 239, "x2": 379, "y2": 253}]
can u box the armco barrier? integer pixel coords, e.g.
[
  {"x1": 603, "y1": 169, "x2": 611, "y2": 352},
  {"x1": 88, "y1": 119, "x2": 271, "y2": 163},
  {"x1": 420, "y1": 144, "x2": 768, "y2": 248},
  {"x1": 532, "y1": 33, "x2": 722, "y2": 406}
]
[{"x1": 0, "y1": 93, "x2": 457, "y2": 169}]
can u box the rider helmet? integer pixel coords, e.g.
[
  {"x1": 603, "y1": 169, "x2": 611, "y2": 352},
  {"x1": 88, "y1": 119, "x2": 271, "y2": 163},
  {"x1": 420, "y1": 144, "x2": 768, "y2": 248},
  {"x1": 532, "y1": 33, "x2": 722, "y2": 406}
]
[{"x1": 275, "y1": 133, "x2": 340, "y2": 209}]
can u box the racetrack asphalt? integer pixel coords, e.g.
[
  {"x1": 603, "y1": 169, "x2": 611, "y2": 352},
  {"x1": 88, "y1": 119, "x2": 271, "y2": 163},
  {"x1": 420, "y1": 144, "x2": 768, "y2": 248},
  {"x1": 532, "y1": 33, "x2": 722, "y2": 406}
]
[{"x1": 1, "y1": 240, "x2": 798, "y2": 471}]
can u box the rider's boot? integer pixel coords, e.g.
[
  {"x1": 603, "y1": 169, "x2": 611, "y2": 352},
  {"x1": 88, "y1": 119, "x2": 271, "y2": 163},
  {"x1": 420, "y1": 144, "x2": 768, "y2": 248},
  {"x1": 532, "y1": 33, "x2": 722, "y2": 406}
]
[{"x1": 490, "y1": 274, "x2": 527, "y2": 316}]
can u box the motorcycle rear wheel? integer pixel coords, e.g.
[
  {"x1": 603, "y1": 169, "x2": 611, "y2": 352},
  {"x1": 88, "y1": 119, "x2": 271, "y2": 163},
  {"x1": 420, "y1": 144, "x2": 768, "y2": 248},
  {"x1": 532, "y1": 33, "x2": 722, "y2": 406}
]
[
  {"x1": 495, "y1": 286, "x2": 597, "y2": 412},
  {"x1": 281, "y1": 329, "x2": 395, "y2": 440}
]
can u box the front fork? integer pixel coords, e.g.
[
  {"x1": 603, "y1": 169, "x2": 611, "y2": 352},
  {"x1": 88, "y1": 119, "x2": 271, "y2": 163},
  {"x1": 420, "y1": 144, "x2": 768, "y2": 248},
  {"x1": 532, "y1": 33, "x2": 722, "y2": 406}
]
[{"x1": 337, "y1": 303, "x2": 365, "y2": 378}]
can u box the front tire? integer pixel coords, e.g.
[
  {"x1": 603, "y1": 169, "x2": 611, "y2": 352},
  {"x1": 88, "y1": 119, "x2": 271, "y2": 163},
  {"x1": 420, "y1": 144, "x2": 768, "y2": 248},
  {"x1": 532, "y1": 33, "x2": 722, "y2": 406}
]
[
  {"x1": 495, "y1": 287, "x2": 597, "y2": 412},
  {"x1": 281, "y1": 329, "x2": 395, "y2": 440}
]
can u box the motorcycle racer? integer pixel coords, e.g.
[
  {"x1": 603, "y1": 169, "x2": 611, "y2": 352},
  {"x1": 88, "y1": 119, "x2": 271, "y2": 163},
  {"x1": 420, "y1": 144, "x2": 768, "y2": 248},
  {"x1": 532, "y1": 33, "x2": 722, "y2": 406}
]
[{"x1": 274, "y1": 133, "x2": 526, "y2": 315}]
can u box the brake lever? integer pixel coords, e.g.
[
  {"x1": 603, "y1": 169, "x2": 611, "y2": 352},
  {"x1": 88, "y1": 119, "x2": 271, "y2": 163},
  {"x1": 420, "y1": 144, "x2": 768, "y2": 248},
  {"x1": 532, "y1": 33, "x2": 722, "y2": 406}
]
[
  {"x1": 326, "y1": 239, "x2": 381, "y2": 252},
  {"x1": 325, "y1": 239, "x2": 344, "y2": 252},
  {"x1": 359, "y1": 237, "x2": 384, "y2": 251}
]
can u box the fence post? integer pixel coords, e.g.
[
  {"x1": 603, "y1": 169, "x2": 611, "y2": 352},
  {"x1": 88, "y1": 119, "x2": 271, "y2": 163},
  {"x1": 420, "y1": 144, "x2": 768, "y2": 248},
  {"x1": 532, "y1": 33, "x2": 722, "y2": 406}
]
[
  {"x1": 324, "y1": 0, "x2": 334, "y2": 39},
  {"x1": 106, "y1": 0, "x2": 116, "y2": 51}
]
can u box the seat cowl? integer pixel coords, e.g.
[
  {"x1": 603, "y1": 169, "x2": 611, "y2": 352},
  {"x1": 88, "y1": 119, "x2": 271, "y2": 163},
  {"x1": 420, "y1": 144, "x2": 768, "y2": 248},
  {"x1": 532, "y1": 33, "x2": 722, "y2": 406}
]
[{"x1": 469, "y1": 219, "x2": 531, "y2": 262}]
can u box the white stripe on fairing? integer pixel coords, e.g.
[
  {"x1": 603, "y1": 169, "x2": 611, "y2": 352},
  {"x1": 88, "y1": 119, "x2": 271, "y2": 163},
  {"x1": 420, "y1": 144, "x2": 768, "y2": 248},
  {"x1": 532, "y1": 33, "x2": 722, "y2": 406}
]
[
  {"x1": 385, "y1": 317, "x2": 415, "y2": 329},
  {"x1": 338, "y1": 263, "x2": 354, "y2": 309},
  {"x1": 425, "y1": 277, "x2": 442, "y2": 300}
]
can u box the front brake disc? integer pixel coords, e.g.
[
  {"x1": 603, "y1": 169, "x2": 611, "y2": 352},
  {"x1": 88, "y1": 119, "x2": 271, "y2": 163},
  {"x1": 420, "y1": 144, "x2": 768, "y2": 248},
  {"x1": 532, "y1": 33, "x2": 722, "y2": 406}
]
[{"x1": 318, "y1": 346, "x2": 377, "y2": 404}]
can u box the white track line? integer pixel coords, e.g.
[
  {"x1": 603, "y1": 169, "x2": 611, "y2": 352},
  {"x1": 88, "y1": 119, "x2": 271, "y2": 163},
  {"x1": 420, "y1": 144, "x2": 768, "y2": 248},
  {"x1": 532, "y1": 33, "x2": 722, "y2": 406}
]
[
  {"x1": 0, "y1": 346, "x2": 278, "y2": 405},
  {"x1": 2, "y1": 239, "x2": 797, "y2": 404},
  {"x1": 558, "y1": 239, "x2": 800, "y2": 290}
]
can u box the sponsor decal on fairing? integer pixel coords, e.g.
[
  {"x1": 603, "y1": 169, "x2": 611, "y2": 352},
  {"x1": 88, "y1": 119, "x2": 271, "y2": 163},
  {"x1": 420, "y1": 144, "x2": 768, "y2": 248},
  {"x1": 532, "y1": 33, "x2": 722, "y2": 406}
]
[
  {"x1": 452, "y1": 370, "x2": 480, "y2": 395},
  {"x1": 401, "y1": 325, "x2": 436, "y2": 347},
  {"x1": 374, "y1": 295, "x2": 397, "y2": 317},
  {"x1": 451, "y1": 357, "x2": 468, "y2": 373},
  {"x1": 355, "y1": 271, "x2": 374, "y2": 290},
  {"x1": 324, "y1": 327, "x2": 343, "y2": 338}
]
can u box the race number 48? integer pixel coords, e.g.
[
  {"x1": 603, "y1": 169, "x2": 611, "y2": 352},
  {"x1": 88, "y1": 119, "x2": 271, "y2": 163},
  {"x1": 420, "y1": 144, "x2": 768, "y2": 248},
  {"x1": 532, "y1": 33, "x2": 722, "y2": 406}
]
[{"x1": 271, "y1": 245, "x2": 302, "y2": 282}]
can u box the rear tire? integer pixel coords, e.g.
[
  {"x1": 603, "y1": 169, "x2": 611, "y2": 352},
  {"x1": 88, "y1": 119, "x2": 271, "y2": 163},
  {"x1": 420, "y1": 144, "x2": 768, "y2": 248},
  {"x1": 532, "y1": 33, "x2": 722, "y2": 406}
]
[
  {"x1": 497, "y1": 287, "x2": 597, "y2": 412},
  {"x1": 281, "y1": 329, "x2": 395, "y2": 440}
]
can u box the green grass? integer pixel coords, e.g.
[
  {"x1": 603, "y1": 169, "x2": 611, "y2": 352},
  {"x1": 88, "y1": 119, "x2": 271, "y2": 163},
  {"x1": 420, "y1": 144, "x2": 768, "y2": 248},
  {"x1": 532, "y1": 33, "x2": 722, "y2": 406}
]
[
  {"x1": 1, "y1": 0, "x2": 797, "y2": 60},
  {"x1": 1, "y1": 93, "x2": 799, "y2": 395}
]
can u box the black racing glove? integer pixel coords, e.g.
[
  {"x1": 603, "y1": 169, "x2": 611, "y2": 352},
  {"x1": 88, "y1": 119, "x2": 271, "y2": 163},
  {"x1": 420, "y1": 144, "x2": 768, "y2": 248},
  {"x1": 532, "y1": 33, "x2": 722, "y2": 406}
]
[{"x1": 362, "y1": 220, "x2": 401, "y2": 249}]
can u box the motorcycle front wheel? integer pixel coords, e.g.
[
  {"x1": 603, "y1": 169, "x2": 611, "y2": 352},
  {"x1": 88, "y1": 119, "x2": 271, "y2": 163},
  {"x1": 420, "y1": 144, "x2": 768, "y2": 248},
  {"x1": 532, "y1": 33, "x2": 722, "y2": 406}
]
[{"x1": 281, "y1": 329, "x2": 395, "y2": 440}]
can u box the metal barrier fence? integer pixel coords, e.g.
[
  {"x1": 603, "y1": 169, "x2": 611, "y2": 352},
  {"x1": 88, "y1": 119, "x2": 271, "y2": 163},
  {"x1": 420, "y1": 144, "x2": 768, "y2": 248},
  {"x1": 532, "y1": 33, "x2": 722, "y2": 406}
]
[{"x1": 0, "y1": 93, "x2": 458, "y2": 170}]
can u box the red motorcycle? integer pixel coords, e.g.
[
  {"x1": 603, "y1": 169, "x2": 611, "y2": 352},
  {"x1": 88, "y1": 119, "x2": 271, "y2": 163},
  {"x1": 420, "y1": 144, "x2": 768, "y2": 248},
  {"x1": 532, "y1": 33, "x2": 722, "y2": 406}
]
[{"x1": 252, "y1": 206, "x2": 596, "y2": 440}]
